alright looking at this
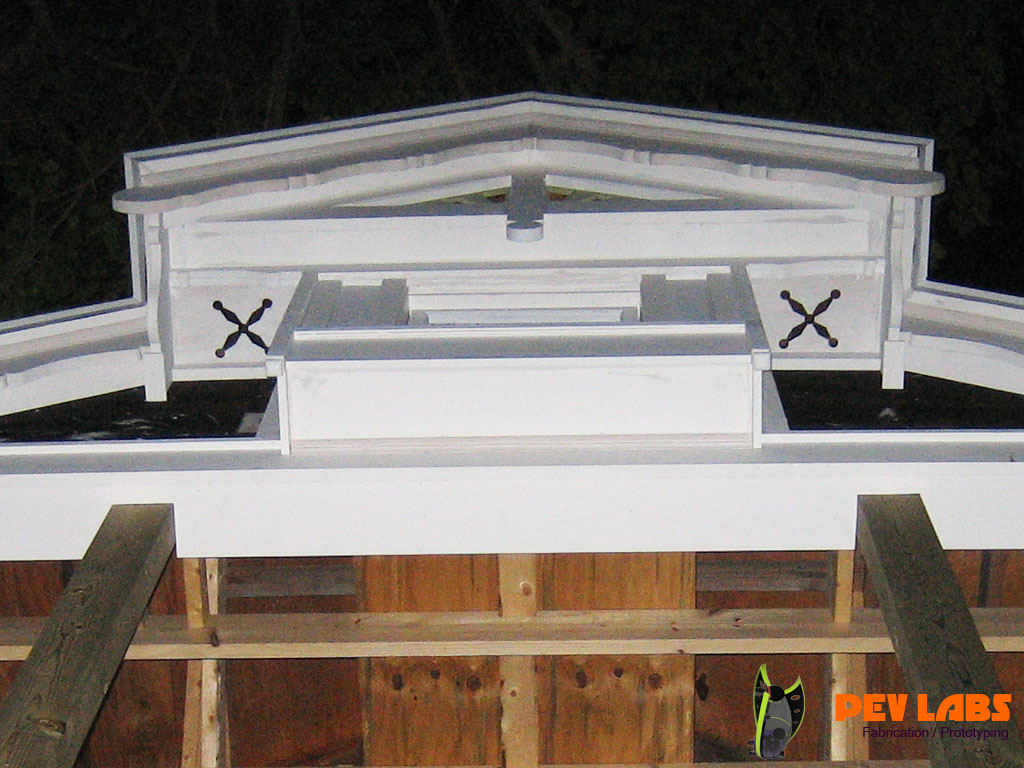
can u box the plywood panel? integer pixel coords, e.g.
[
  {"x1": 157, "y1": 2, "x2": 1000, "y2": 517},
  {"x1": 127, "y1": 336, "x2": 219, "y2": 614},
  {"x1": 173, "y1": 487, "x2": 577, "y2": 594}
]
[
  {"x1": 539, "y1": 553, "x2": 695, "y2": 763},
  {"x1": 360, "y1": 555, "x2": 498, "y2": 613},
  {"x1": 0, "y1": 562, "x2": 64, "y2": 616},
  {"x1": 226, "y1": 584, "x2": 363, "y2": 767},
  {"x1": 538, "y1": 655, "x2": 688, "y2": 763},
  {"x1": 540, "y1": 554, "x2": 694, "y2": 611},
  {"x1": 76, "y1": 661, "x2": 186, "y2": 768},
  {"x1": 227, "y1": 658, "x2": 363, "y2": 767},
  {"x1": 359, "y1": 556, "x2": 501, "y2": 765}
]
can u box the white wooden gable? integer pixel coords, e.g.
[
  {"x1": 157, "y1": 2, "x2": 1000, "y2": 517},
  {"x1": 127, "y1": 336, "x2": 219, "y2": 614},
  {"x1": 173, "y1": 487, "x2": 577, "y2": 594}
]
[
  {"x1": 101, "y1": 93, "x2": 1016, "y2": 452},
  {"x1": 4, "y1": 93, "x2": 1024, "y2": 449}
]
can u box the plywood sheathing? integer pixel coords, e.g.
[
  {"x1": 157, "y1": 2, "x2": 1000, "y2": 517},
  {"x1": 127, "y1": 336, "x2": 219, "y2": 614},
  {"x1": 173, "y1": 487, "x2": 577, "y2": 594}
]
[
  {"x1": 539, "y1": 553, "x2": 696, "y2": 764},
  {"x1": 358, "y1": 555, "x2": 501, "y2": 765},
  {"x1": 225, "y1": 557, "x2": 363, "y2": 767}
]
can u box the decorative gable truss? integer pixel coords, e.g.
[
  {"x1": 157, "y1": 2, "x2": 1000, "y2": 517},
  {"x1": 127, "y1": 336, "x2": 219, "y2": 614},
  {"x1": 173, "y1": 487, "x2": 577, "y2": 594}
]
[{"x1": 2, "y1": 94, "x2": 1021, "y2": 438}]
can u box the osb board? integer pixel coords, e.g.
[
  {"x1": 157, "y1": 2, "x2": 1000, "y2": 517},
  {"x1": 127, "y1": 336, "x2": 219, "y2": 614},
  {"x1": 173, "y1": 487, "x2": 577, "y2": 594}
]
[
  {"x1": 359, "y1": 556, "x2": 501, "y2": 765},
  {"x1": 539, "y1": 553, "x2": 695, "y2": 763}
]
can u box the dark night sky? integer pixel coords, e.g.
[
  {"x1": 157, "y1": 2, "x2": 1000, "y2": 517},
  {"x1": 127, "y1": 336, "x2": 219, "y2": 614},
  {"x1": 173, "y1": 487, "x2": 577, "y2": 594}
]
[{"x1": 2, "y1": 0, "x2": 1022, "y2": 321}]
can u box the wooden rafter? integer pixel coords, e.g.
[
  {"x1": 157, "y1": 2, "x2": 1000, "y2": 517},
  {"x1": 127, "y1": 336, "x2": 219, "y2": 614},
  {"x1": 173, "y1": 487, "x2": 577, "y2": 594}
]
[
  {"x1": 857, "y1": 494, "x2": 1024, "y2": 768},
  {"x1": 0, "y1": 504, "x2": 174, "y2": 768}
]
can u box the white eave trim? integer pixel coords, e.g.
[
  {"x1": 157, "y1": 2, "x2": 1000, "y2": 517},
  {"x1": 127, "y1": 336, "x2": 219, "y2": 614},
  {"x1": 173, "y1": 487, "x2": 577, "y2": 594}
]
[{"x1": 113, "y1": 135, "x2": 944, "y2": 216}]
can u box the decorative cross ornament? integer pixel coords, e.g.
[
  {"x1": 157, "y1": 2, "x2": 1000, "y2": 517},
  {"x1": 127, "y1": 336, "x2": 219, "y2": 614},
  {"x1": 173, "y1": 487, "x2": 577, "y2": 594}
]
[
  {"x1": 778, "y1": 289, "x2": 841, "y2": 348},
  {"x1": 212, "y1": 298, "x2": 273, "y2": 357}
]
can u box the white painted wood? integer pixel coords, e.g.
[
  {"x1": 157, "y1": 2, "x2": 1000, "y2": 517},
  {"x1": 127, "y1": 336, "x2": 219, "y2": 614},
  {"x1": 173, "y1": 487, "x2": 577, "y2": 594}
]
[
  {"x1": 0, "y1": 348, "x2": 145, "y2": 416},
  {"x1": 291, "y1": 322, "x2": 744, "y2": 343},
  {"x1": 169, "y1": 273, "x2": 301, "y2": 370},
  {"x1": 0, "y1": 449, "x2": 1023, "y2": 559},
  {"x1": 283, "y1": 355, "x2": 755, "y2": 446},
  {"x1": 748, "y1": 260, "x2": 885, "y2": 358},
  {"x1": 167, "y1": 210, "x2": 874, "y2": 270},
  {"x1": 115, "y1": 95, "x2": 941, "y2": 222},
  {"x1": 0, "y1": 306, "x2": 146, "y2": 365},
  {"x1": 905, "y1": 334, "x2": 1024, "y2": 396},
  {"x1": 507, "y1": 172, "x2": 546, "y2": 241}
]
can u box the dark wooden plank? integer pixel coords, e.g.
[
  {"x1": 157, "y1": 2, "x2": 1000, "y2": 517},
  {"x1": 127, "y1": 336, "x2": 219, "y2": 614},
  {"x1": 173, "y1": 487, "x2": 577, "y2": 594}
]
[
  {"x1": 857, "y1": 494, "x2": 1024, "y2": 768},
  {"x1": 0, "y1": 504, "x2": 174, "y2": 768}
]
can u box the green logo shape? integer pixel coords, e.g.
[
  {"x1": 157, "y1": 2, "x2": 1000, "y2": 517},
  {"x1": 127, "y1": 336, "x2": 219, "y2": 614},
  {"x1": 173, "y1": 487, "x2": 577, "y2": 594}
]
[{"x1": 752, "y1": 663, "x2": 805, "y2": 759}]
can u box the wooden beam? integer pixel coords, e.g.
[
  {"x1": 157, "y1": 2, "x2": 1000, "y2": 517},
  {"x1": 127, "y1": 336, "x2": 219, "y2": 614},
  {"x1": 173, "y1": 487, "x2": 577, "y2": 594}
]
[
  {"x1": 829, "y1": 549, "x2": 869, "y2": 761},
  {"x1": 699, "y1": 558, "x2": 827, "y2": 592},
  {"x1": 857, "y1": 494, "x2": 1024, "y2": 768},
  {"x1": 498, "y1": 555, "x2": 539, "y2": 768},
  {"x1": 679, "y1": 553, "x2": 696, "y2": 764},
  {"x1": 221, "y1": 558, "x2": 355, "y2": 598},
  {"x1": 0, "y1": 504, "x2": 174, "y2": 768},
  {"x1": 4, "y1": 606, "x2": 1024, "y2": 660},
  {"x1": 181, "y1": 558, "x2": 230, "y2": 768}
]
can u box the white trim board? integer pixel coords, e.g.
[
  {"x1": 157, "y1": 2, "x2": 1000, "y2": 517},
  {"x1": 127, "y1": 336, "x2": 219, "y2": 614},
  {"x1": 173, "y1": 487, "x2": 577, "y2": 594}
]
[{"x1": 1, "y1": 448, "x2": 1023, "y2": 559}]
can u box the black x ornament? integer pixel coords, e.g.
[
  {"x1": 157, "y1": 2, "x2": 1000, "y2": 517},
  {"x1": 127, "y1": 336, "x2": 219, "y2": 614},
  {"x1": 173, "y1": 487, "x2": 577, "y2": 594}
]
[
  {"x1": 778, "y1": 289, "x2": 841, "y2": 348},
  {"x1": 212, "y1": 298, "x2": 273, "y2": 357}
]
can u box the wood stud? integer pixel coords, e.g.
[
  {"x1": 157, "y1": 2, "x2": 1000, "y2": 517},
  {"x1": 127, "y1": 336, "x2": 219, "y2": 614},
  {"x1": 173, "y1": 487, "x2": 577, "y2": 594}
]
[
  {"x1": 499, "y1": 555, "x2": 540, "y2": 768},
  {"x1": 181, "y1": 559, "x2": 231, "y2": 768}
]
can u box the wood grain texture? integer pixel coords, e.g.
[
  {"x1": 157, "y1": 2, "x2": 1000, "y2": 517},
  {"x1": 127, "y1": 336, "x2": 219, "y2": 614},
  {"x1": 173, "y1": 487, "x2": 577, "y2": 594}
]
[
  {"x1": 78, "y1": 554, "x2": 185, "y2": 768},
  {"x1": 539, "y1": 553, "x2": 695, "y2": 764},
  {"x1": 829, "y1": 549, "x2": 868, "y2": 761},
  {"x1": 359, "y1": 555, "x2": 501, "y2": 765},
  {"x1": 857, "y1": 494, "x2": 1024, "y2": 768},
  {"x1": 5, "y1": 606, "x2": 1024, "y2": 659},
  {"x1": 0, "y1": 504, "x2": 174, "y2": 768},
  {"x1": 224, "y1": 593, "x2": 362, "y2": 768},
  {"x1": 498, "y1": 556, "x2": 539, "y2": 768}
]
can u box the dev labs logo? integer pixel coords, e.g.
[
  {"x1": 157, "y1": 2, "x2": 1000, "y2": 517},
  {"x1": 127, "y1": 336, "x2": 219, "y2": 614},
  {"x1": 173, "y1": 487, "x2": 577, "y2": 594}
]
[{"x1": 751, "y1": 664, "x2": 805, "y2": 759}]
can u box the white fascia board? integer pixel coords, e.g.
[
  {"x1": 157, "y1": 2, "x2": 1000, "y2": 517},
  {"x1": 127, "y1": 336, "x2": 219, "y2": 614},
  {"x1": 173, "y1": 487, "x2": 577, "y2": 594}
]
[
  {"x1": 1, "y1": 447, "x2": 1023, "y2": 559},
  {"x1": 124, "y1": 133, "x2": 938, "y2": 222},
  {"x1": 122, "y1": 94, "x2": 932, "y2": 187}
]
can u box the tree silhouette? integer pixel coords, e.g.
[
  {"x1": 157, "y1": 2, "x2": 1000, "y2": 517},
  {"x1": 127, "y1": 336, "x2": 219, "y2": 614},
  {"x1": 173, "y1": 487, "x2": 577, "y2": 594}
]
[{"x1": 1, "y1": 0, "x2": 1020, "y2": 321}]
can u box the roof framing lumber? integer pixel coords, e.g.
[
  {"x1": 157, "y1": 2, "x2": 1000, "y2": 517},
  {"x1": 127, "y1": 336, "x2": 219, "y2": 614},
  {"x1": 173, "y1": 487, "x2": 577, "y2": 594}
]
[
  {"x1": 498, "y1": 555, "x2": 539, "y2": 768},
  {"x1": 4, "y1": 606, "x2": 1024, "y2": 661},
  {"x1": 0, "y1": 504, "x2": 174, "y2": 768},
  {"x1": 857, "y1": 494, "x2": 1024, "y2": 768}
]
